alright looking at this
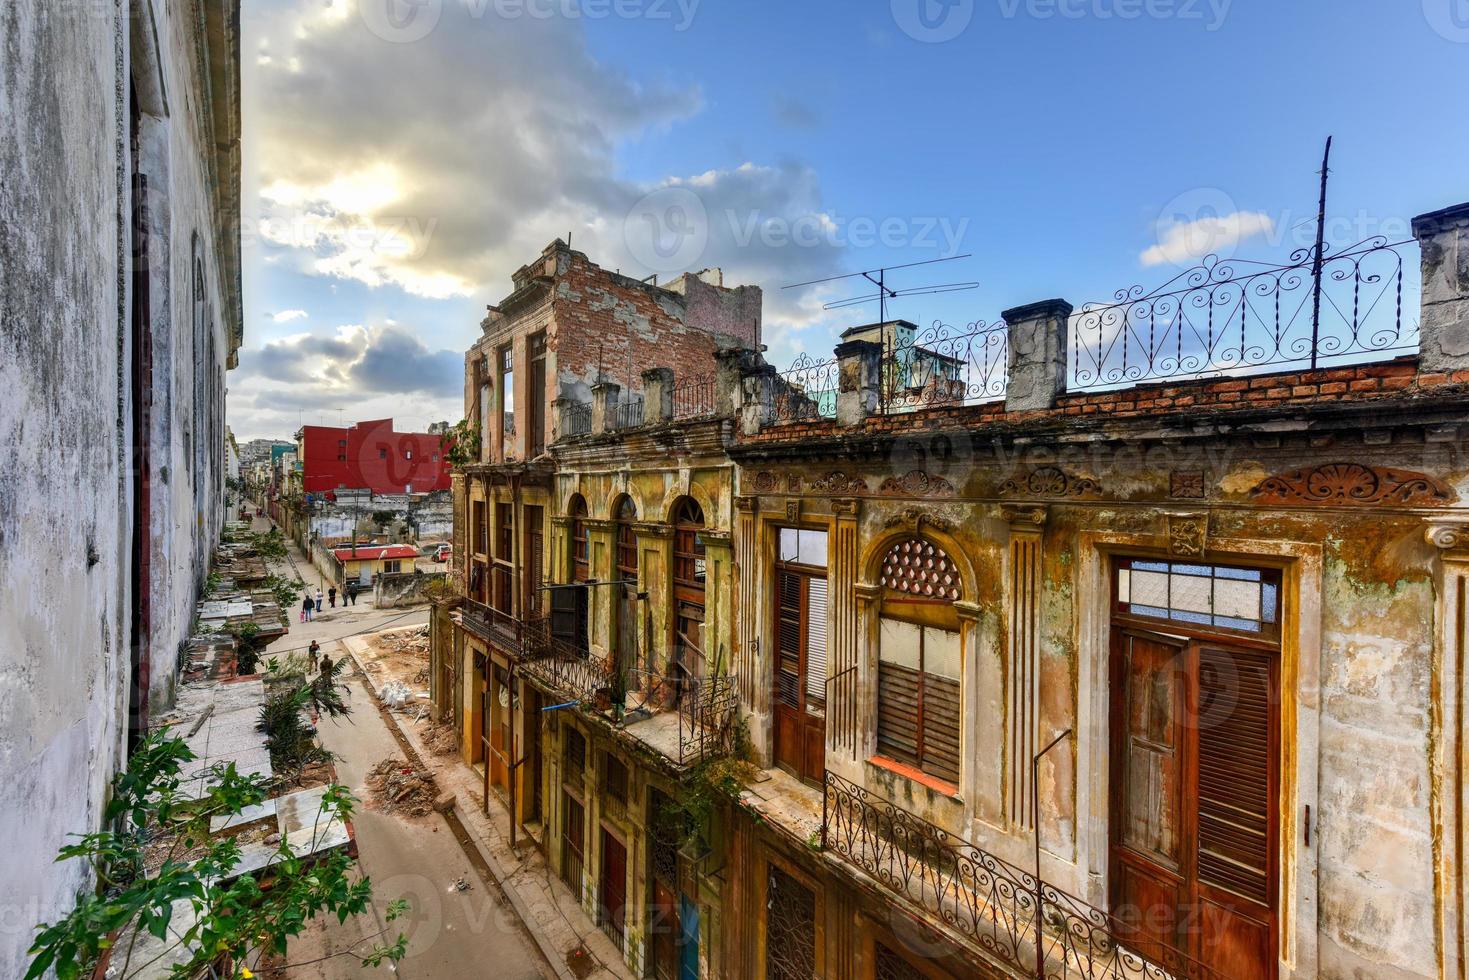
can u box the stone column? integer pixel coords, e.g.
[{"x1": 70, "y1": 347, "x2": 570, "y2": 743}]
[
  {"x1": 641, "y1": 368, "x2": 674, "y2": 425},
  {"x1": 740, "y1": 364, "x2": 778, "y2": 436},
  {"x1": 828, "y1": 498, "x2": 862, "y2": 762},
  {"x1": 632, "y1": 523, "x2": 674, "y2": 678},
  {"x1": 591, "y1": 381, "x2": 621, "y2": 434},
  {"x1": 583, "y1": 519, "x2": 616, "y2": 658},
  {"x1": 1427, "y1": 518, "x2": 1469, "y2": 977},
  {"x1": 1412, "y1": 202, "x2": 1469, "y2": 374},
  {"x1": 1003, "y1": 298, "x2": 1074, "y2": 412},
  {"x1": 1001, "y1": 503, "x2": 1048, "y2": 829},
  {"x1": 698, "y1": 530, "x2": 734, "y2": 676},
  {"x1": 835, "y1": 339, "x2": 882, "y2": 427},
  {"x1": 733, "y1": 495, "x2": 766, "y2": 757}
]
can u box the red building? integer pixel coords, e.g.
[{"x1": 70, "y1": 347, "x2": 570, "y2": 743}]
[{"x1": 297, "y1": 419, "x2": 451, "y2": 497}]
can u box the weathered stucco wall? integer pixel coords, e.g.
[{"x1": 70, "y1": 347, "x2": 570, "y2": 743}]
[{"x1": 0, "y1": 3, "x2": 239, "y2": 975}]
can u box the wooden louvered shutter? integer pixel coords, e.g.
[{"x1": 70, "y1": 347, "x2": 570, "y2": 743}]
[
  {"x1": 1195, "y1": 645, "x2": 1275, "y2": 907},
  {"x1": 776, "y1": 571, "x2": 802, "y2": 709},
  {"x1": 805, "y1": 577, "x2": 828, "y2": 709}
]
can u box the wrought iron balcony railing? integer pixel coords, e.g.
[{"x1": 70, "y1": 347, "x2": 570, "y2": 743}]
[
  {"x1": 459, "y1": 599, "x2": 543, "y2": 658},
  {"x1": 520, "y1": 637, "x2": 617, "y2": 705},
  {"x1": 678, "y1": 672, "x2": 738, "y2": 764},
  {"x1": 821, "y1": 772, "x2": 1232, "y2": 980}
]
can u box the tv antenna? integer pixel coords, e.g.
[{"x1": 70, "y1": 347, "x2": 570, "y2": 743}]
[{"x1": 783, "y1": 254, "x2": 979, "y2": 326}]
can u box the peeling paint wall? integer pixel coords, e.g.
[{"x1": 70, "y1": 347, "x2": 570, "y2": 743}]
[{"x1": 0, "y1": 3, "x2": 240, "y2": 976}]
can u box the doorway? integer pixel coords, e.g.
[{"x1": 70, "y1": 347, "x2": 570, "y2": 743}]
[
  {"x1": 1108, "y1": 558, "x2": 1280, "y2": 978},
  {"x1": 600, "y1": 828, "x2": 628, "y2": 952},
  {"x1": 772, "y1": 532, "x2": 828, "y2": 786}
]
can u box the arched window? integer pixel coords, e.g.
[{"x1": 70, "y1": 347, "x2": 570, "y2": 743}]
[
  {"x1": 569, "y1": 494, "x2": 589, "y2": 582},
  {"x1": 671, "y1": 497, "x2": 706, "y2": 679},
  {"x1": 614, "y1": 496, "x2": 638, "y2": 577},
  {"x1": 876, "y1": 538, "x2": 963, "y2": 787},
  {"x1": 613, "y1": 496, "x2": 639, "y2": 671}
]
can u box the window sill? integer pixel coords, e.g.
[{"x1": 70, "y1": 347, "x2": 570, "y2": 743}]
[{"x1": 867, "y1": 755, "x2": 961, "y2": 800}]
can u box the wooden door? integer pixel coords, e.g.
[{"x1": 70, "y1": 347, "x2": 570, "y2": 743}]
[
  {"x1": 1109, "y1": 629, "x2": 1278, "y2": 977},
  {"x1": 489, "y1": 664, "x2": 509, "y2": 791},
  {"x1": 562, "y1": 792, "x2": 585, "y2": 891},
  {"x1": 524, "y1": 506, "x2": 544, "y2": 617},
  {"x1": 651, "y1": 878, "x2": 680, "y2": 980},
  {"x1": 600, "y1": 829, "x2": 628, "y2": 951},
  {"x1": 773, "y1": 569, "x2": 826, "y2": 784}
]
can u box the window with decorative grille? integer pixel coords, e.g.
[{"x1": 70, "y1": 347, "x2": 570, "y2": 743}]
[
  {"x1": 876, "y1": 537, "x2": 963, "y2": 786},
  {"x1": 765, "y1": 865, "x2": 816, "y2": 980},
  {"x1": 564, "y1": 727, "x2": 586, "y2": 778}
]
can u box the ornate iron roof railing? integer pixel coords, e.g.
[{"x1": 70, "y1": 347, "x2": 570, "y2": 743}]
[
  {"x1": 672, "y1": 374, "x2": 716, "y2": 420},
  {"x1": 562, "y1": 401, "x2": 593, "y2": 437},
  {"x1": 1070, "y1": 237, "x2": 1418, "y2": 391},
  {"x1": 881, "y1": 319, "x2": 1009, "y2": 412},
  {"x1": 612, "y1": 394, "x2": 645, "y2": 430},
  {"x1": 822, "y1": 771, "x2": 1234, "y2": 980},
  {"x1": 773, "y1": 353, "x2": 838, "y2": 422}
]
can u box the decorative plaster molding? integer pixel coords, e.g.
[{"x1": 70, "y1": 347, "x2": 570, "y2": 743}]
[
  {"x1": 734, "y1": 495, "x2": 758, "y2": 514},
  {"x1": 1166, "y1": 512, "x2": 1209, "y2": 558},
  {"x1": 1001, "y1": 466, "x2": 1103, "y2": 498},
  {"x1": 785, "y1": 498, "x2": 800, "y2": 522},
  {"x1": 1426, "y1": 519, "x2": 1469, "y2": 553},
  {"x1": 810, "y1": 471, "x2": 867, "y2": 495},
  {"x1": 882, "y1": 507, "x2": 953, "y2": 534},
  {"x1": 751, "y1": 471, "x2": 779, "y2": 495},
  {"x1": 1252, "y1": 463, "x2": 1454, "y2": 507},
  {"x1": 786, "y1": 473, "x2": 803, "y2": 493},
  {"x1": 831, "y1": 497, "x2": 862, "y2": 518},
  {"x1": 632, "y1": 521, "x2": 675, "y2": 539},
  {"x1": 877, "y1": 469, "x2": 957, "y2": 498},
  {"x1": 1000, "y1": 504, "x2": 1049, "y2": 529},
  {"x1": 1169, "y1": 470, "x2": 1207, "y2": 499}
]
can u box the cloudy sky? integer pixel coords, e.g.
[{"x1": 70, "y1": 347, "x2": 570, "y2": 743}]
[{"x1": 231, "y1": 0, "x2": 1469, "y2": 440}]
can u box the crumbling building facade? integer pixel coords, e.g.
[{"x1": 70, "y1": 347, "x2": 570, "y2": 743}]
[{"x1": 0, "y1": 2, "x2": 243, "y2": 975}]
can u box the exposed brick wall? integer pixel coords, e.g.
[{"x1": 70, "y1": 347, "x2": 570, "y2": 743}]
[
  {"x1": 467, "y1": 242, "x2": 762, "y2": 462},
  {"x1": 738, "y1": 357, "x2": 1469, "y2": 446}
]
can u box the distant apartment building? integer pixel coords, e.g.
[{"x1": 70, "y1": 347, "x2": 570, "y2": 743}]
[
  {"x1": 296, "y1": 418, "x2": 452, "y2": 497},
  {"x1": 0, "y1": 2, "x2": 243, "y2": 975}
]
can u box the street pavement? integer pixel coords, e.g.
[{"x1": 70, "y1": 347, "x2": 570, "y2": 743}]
[{"x1": 248, "y1": 514, "x2": 551, "y2": 978}]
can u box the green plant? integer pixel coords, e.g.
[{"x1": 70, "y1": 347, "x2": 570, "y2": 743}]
[
  {"x1": 265, "y1": 574, "x2": 303, "y2": 611},
  {"x1": 258, "y1": 687, "x2": 334, "y2": 785},
  {"x1": 25, "y1": 732, "x2": 407, "y2": 979},
  {"x1": 440, "y1": 418, "x2": 480, "y2": 467},
  {"x1": 249, "y1": 528, "x2": 288, "y2": 563},
  {"x1": 203, "y1": 571, "x2": 222, "y2": 598},
  {"x1": 370, "y1": 510, "x2": 397, "y2": 532}
]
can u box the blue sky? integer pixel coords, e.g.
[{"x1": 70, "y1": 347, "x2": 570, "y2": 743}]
[{"x1": 232, "y1": 0, "x2": 1469, "y2": 440}]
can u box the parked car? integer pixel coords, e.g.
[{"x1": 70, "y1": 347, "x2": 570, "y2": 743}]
[{"x1": 432, "y1": 544, "x2": 452, "y2": 563}]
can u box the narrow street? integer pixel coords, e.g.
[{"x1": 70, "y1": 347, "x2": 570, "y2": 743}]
[{"x1": 254, "y1": 516, "x2": 552, "y2": 979}]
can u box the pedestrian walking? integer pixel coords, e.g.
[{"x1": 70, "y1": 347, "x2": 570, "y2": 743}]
[
  {"x1": 301, "y1": 595, "x2": 314, "y2": 623},
  {"x1": 328, "y1": 586, "x2": 337, "y2": 608},
  {"x1": 309, "y1": 640, "x2": 321, "y2": 672},
  {"x1": 314, "y1": 588, "x2": 323, "y2": 614},
  {"x1": 348, "y1": 583, "x2": 359, "y2": 606},
  {"x1": 319, "y1": 653, "x2": 333, "y2": 678}
]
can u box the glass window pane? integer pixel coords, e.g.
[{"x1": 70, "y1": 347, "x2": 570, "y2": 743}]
[
  {"x1": 798, "y1": 530, "x2": 828, "y2": 567},
  {"x1": 879, "y1": 618, "x2": 921, "y2": 670},
  {"x1": 924, "y1": 627, "x2": 962, "y2": 682},
  {"x1": 1171, "y1": 574, "x2": 1212, "y2": 614},
  {"x1": 1132, "y1": 570, "x2": 1170, "y2": 608},
  {"x1": 779, "y1": 528, "x2": 797, "y2": 563},
  {"x1": 1214, "y1": 578, "x2": 1261, "y2": 620}
]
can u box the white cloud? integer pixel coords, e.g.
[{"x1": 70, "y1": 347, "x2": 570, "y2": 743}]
[
  {"x1": 270, "y1": 309, "x2": 308, "y2": 323},
  {"x1": 1141, "y1": 210, "x2": 1275, "y2": 267}
]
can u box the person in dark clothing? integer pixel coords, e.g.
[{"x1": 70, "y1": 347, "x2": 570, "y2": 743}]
[
  {"x1": 347, "y1": 583, "x2": 359, "y2": 605},
  {"x1": 301, "y1": 595, "x2": 314, "y2": 623},
  {"x1": 309, "y1": 640, "x2": 321, "y2": 672},
  {"x1": 319, "y1": 654, "x2": 333, "y2": 678},
  {"x1": 328, "y1": 586, "x2": 337, "y2": 608}
]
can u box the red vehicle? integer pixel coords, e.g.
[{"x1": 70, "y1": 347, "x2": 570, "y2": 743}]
[{"x1": 432, "y1": 544, "x2": 453, "y2": 563}]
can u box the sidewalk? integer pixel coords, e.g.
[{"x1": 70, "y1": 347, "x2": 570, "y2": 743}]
[{"x1": 340, "y1": 630, "x2": 634, "y2": 980}]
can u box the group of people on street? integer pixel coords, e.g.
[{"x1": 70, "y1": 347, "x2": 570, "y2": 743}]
[{"x1": 300, "y1": 581, "x2": 360, "y2": 622}]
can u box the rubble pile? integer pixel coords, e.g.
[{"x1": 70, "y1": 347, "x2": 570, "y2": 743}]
[
  {"x1": 423, "y1": 724, "x2": 459, "y2": 756},
  {"x1": 378, "y1": 626, "x2": 430, "y2": 657},
  {"x1": 365, "y1": 758, "x2": 441, "y2": 817}
]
